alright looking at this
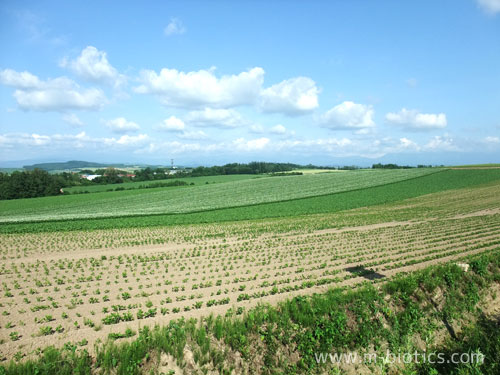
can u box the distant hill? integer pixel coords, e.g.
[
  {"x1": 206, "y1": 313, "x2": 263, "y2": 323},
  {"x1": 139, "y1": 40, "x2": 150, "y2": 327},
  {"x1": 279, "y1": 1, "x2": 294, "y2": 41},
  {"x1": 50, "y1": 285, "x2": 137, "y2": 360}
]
[{"x1": 23, "y1": 160, "x2": 128, "y2": 171}]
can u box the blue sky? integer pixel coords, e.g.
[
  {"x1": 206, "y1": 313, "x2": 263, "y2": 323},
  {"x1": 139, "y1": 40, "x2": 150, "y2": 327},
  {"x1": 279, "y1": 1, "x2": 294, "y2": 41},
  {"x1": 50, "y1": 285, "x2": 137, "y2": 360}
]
[{"x1": 0, "y1": 0, "x2": 499, "y2": 166}]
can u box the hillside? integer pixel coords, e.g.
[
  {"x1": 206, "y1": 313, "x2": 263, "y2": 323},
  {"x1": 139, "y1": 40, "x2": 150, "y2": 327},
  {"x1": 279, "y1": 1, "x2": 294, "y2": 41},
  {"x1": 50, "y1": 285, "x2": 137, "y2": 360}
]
[{"x1": 22, "y1": 160, "x2": 129, "y2": 171}]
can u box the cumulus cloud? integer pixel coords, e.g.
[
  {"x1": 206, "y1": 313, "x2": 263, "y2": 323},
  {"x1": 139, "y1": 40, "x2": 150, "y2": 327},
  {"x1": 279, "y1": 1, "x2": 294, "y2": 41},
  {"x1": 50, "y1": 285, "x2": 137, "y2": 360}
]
[
  {"x1": 423, "y1": 135, "x2": 458, "y2": 151},
  {"x1": 60, "y1": 46, "x2": 125, "y2": 87},
  {"x1": 134, "y1": 67, "x2": 264, "y2": 109},
  {"x1": 0, "y1": 69, "x2": 41, "y2": 89},
  {"x1": 0, "y1": 131, "x2": 148, "y2": 152},
  {"x1": 249, "y1": 124, "x2": 294, "y2": 137},
  {"x1": 399, "y1": 137, "x2": 419, "y2": 150},
  {"x1": 135, "y1": 140, "x2": 220, "y2": 155},
  {"x1": 62, "y1": 113, "x2": 84, "y2": 127},
  {"x1": 104, "y1": 117, "x2": 140, "y2": 133},
  {"x1": 233, "y1": 137, "x2": 270, "y2": 151},
  {"x1": 477, "y1": 0, "x2": 500, "y2": 14},
  {"x1": 155, "y1": 116, "x2": 209, "y2": 140},
  {"x1": 185, "y1": 108, "x2": 247, "y2": 128},
  {"x1": 485, "y1": 136, "x2": 500, "y2": 143},
  {"x1": 320, "y1": 101, "x2": 375, "y2": 130},
  {"x1": 135, "y1": 137, "x2": 358, "y2": 158},
  {"x1": 270, "y1": 124, "x2": 287, "y2": 135},
  {"x1": 274, "y1": 138, "x2": 353, "y2": 152},
  {"x1": 259, "y1": 77, "x2": 319, "y2": 115},
  {"x1": 164, "y1": 18, "x2": 186, "y2": 36},
  {"x1": 385, "y1": 108, "x2": 447, "y2": 130},
  {"x1": 177, "y1": 130, "x2": 208, "y2": 140},
  {"x1": 106, "y1": 133, "x2": 149, "y2": 146},
  {"x1": 249, "y1": 124, "x2": 265, "y2": 134},
  {"x1": 134, "y1": 66, "x2": 320, "y2": 116},
  {"x1": 0, "y1": 69, "x2": 106, "y2": 111},
  {"x1": 156, "y1": 116, "x2": 186, "y2": 131}
]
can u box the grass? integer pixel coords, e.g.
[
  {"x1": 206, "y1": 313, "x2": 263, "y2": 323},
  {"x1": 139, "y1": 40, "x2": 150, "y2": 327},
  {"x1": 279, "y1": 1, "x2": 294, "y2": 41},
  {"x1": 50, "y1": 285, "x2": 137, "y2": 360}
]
[
  {"x1": 1, "y1": 168, "x2": 499, "y2": 234},
  {"x1": 0, "y1": 168, "x2": 438, "y2": 224}
]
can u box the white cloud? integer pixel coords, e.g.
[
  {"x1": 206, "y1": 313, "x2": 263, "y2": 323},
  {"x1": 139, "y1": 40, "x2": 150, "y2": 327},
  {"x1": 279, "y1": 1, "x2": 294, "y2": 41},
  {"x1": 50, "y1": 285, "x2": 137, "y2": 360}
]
[
  {"x1": 60, "y1": 46, "x2": 125, "y2": 88},
  {"x1": 0, "y1": 131, "x2": 150, "y2": 153},
  {"x1": 385, "y1": 108, "x2": 447, "y2": 130},
  {"x1": 320, "y1": 101, "x2": 375, "y2": 130},
  {"x1": 155, "y1": 116, "x2": 209, "y2": 140},
  {"x1": 270, "y1": 124, "x2": 287, "y2": 135},
  {"x1": 107, "y1": 134, "x2": 149, "y2": 146},
  {"x1": 136, "y1": 141, "x2": 216, "y2": 155},
  {"x1": 249, "y1": 124, "x2": 265, "y2": 134},
  {"x1": 0, "y1": 69, "x2": 41, "y2": 89},
  {"x1": 233, "y1": 137, "x2": 270, "y2": 151},
  {"x1": 157, "y1": 116, "x2": 186, "y2": 131},
  {"x1": 250, "y1": 124, "x2": 294, "y2": 137},
  {"x1": 105, "y1": 117, "x2": 140, "y2": 133},
  {"x1": 185, "y1": 108, "x2": 246, "y2": 128},
  {"x1": 0, "y1": 69, "x2": 106, "y2": 111},
  {"x1": 135, "y1": 67, "x2": 321, "y2": 116},
  {"x1": 484, "y1": 136, "x2": 500, "y2": 143},
  {"x1": 423, "y1": 135, "x2": 458, "y2": 151},
  {"x1": 477, "y1": 0, "x2": 500, "y2": 14},
  {"x1": 177, "y1": 130, "x2": 208, "y2": 140},
  {"x1": 135, "y1": 67, "x2": 264, "y2": 109},
  {"x1": 62, "y1": 113, "x2": 84, "y2": 127},
  {"x1": 259, "y1": 77, "x2": 319, "y2": 115},
  {"x1": 164, "y1": 18, "x2": 186, "y2": 36},
  {"x1": 399, "y1": 137, "x2": 419, "y2": 150}
]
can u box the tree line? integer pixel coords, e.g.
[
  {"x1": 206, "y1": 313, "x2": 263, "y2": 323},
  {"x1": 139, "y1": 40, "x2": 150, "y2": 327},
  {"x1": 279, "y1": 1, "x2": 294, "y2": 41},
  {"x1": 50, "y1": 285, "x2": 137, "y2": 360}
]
[{"x1": 0, "y1": 169, "x2": 66, "y2": 200}]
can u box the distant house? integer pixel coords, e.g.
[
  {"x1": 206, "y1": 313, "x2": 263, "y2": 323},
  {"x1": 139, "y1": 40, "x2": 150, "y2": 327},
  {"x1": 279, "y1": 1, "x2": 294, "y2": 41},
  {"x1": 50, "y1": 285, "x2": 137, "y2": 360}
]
[{"x1": 81, "y1": 174, "x2": 101, "y2": 181}]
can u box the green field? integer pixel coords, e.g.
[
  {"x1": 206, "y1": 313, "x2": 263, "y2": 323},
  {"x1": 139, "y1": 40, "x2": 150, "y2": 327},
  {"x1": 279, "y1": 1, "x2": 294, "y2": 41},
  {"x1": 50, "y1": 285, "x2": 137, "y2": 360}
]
[
  {"x1": 1, "y1": 168, "x2": 500, "y2": 233},
  {"x1": 452, "y1": 164, "x2": 500, "y2": 168},
  {"x1": 64, "y1": 174, "x2": 260, "y2": 193},
  {"x1": 0, "y1": 168, "x2": 439, "y2": 223}
]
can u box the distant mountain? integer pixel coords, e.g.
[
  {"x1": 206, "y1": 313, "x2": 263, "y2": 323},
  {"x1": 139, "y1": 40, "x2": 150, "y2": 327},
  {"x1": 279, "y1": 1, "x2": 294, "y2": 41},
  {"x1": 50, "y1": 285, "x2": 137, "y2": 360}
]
[{"x1": 23, "y1": 160, "x2": 128, "y2": 171}]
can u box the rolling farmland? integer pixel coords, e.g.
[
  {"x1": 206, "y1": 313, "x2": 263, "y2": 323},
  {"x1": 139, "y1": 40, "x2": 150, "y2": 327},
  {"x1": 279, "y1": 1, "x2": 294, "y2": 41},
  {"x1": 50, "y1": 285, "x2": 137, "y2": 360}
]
[
  {"x1": 0, "y1": 168, "x2": 499, "y2": 374},
  {"x1": 63, "y1": 174, "x2": 261, "y2": 194},
  {"x1": 0, "y1": 168, "x2": 438, "y2": 223}
]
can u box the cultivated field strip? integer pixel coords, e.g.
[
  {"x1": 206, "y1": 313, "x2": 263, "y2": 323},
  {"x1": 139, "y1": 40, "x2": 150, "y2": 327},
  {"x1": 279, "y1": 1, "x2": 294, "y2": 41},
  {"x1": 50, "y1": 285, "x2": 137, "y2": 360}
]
[
  {"x1": 0, "y1": 169, "x2": 438, "y2": 223},
  {"x1": 0, "y1": 212, "x2": 498, "y2": 358},
  {"x1": 2, "y1": 180, "x2": 500, "y2": 261}
]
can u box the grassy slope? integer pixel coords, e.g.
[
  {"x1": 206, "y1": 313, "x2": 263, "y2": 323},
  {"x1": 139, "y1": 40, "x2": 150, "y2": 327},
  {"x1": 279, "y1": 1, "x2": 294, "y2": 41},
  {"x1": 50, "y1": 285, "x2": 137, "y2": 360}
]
[
  {"x1": 64, "y1": 174, "x2": 261, "y2": 193},
  {"x1": 1, "y1": 168, "x2": 499, "y2": 234},
  {"x1": 0, "y1": 169, "x2": 437, "y2": 223}
]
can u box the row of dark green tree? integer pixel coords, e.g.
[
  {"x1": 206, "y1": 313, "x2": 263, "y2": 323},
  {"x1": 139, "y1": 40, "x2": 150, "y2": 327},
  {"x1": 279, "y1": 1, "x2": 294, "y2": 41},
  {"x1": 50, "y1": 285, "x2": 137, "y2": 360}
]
[
  {"x1": 372, "y1": 163, "x2": 437, "y2": 169},
  {"x1": 0, "y1": 170, "x2": 66, "y2": 200},
  {"x1": 133, "y1": 162, "x2": 326, "y2": 180}
]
